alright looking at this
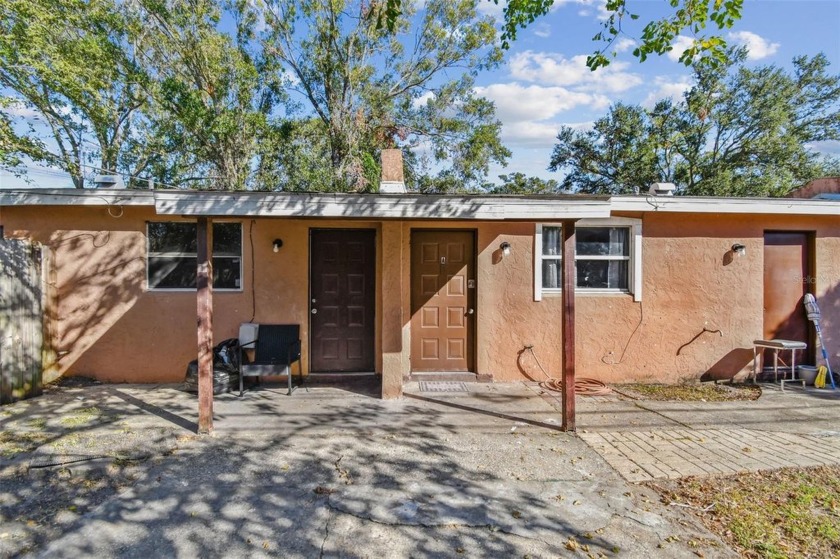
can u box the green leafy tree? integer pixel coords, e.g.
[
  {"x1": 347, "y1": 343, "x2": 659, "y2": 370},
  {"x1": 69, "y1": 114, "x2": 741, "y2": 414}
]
[
  {"x1": 134, "y1": 0, "x2": 285, "y2": 190},
  {"x1": 246, "y1": 0, "x2": 509, "y2": 191},
  {"x1": 549, "y1": 50, "x2": 840, "y2": 196},
  {"x1": 0, "y1": 0, "x2": 147, "y2": 188},
  {"x1": 378, "y1": 0, "x2": 744, "y2": 70},
  {"x1": 487, "y1": 172, "x2": 561, "y2": 194}
]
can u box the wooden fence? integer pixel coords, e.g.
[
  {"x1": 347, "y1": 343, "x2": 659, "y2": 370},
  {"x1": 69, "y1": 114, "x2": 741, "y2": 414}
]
[{"x1": 0, "y1": 238, "x2": 43, "y2": 404}]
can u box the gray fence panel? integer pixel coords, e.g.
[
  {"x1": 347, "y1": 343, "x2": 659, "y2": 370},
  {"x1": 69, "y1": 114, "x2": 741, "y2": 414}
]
[{"x1": 0, "y1": 239, "x2": 43, "y2": 404}]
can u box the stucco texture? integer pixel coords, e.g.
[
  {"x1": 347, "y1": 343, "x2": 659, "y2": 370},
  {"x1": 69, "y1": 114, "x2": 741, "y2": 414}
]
[{"x1": 2, "y1": 206, "x2": 839, "y2": 388}]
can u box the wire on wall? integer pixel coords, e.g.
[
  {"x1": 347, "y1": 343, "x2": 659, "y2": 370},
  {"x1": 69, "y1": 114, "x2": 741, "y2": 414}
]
[
  {"x1": 601, "y1": 303, "x2": 645, "y2": 365},
  {"x1": 248, "y1": 219, "x2": 256, "y2": 323}
]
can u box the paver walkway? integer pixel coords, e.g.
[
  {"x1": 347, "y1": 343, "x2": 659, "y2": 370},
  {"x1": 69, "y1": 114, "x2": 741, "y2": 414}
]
[{"x1": 579, "y1": 428, "x2": 840, "y2": 482}]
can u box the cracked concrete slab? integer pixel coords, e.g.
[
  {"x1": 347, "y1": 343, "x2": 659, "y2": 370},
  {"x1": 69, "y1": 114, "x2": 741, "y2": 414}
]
[{"x1": 2, "y1": 381, "x2": 739, "y2": 558}]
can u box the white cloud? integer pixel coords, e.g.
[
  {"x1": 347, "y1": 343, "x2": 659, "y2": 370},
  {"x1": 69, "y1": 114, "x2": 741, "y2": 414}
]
[
  {"x1": 806, "y1": 140, "x2": 840, "y2": 156},
  {"x1": 478, "y1": 0, "x2": 594, "y2": 22},
  {"x1": 728, "y1": 31, "x2": 780, "y2": 60},
  {"x1": 0, "y1": 101, "x2": 41, "y2": 120},
  {"x1": 477, "y1": 0, "x2": 505, "y2": 19},
  {"x1": 666, "y1": 35, "x2": 698, "y2": 62},
  {"x1": 509, "y1": 50, "x2": 642, "y2": 93},
  {"x1": 500, "y1": 121, "x2": 563, "y2": 147},
  {"x1": 614, "y1": 38, "x2": 636, "y2": 53},
  {"x1": 573, "y1": 0, "x2": 611, "y2": 21},
  {"x1": 475, "y1": 83, "x2": 609, "y2": 149},
  {"x1": 412, "y1": 91, "x2": 436, "y2": 108},
  {"x1": 477, "y1": 83, "x2": 609, "y2": 122},
  {"x1": 642, "y1": 76, "x2": 693, "y2": 107},
  {"x1": 533, "y1": 23, "x2": 551, "y2": 38}
]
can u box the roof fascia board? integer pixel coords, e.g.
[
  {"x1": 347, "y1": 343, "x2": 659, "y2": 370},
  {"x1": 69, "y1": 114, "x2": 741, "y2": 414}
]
[
  {"x1": 611, "y1": 195, "x2": 840, "y2": 215},
  {"x1": 0, "y1": 189, "x2": 154, "y2": 206},
  {"x1": 153, "y1": 192, "x2": 612, "y2": 220}
]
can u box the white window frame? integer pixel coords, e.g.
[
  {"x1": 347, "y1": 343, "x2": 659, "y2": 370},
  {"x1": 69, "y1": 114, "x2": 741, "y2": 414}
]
[
  {"x1": 146, "y1": 221, "x2": 244, "y2": 292},
  {"x1": 534, "y1": 218, "x2": 642, "y2": 302}
]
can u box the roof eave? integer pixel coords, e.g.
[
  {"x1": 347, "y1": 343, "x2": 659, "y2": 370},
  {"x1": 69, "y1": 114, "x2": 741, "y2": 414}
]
[
  {"x1": 611, "y1": 195, "x2": 840, "y2": 215},
  {"x1": 152, "y1": 191, "x2": 612, "y2": 220}
]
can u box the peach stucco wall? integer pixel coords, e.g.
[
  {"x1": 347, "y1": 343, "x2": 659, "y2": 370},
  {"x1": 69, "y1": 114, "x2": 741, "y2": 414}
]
[{"x1": 2, "y1": 205, "x2": 839, "y2": 388}]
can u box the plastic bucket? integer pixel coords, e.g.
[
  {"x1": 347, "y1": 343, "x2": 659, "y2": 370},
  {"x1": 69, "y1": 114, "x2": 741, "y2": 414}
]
[{"x1": 798, "y1": 365, "x2": 818, "y2": 385}]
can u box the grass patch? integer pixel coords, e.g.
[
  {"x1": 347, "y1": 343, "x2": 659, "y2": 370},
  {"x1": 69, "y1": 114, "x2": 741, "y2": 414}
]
[
  {"x1": 621, "y1": 383, "x2": 761, "y2": 402},
  {"x1": 27, "y1": 417, "x2": 48, "y2": 430},
  {"x1": 0, "y1": 430, "x2": 49, "y2": 457},
  {"x1": 649, "y1": 466, "x2": 840, "y2": 559},
  {"x1": 59, "y1": 406, "x2": 101, "y2": 427}
]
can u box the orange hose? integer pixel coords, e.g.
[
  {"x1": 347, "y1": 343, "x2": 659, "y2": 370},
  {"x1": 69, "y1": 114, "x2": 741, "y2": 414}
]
[
  {"x1": 539, "y1": 377, "x2": 612, "y2": 396},
  {"x1": 522, "y1": 345, "x2": 611, "y2": 396}
]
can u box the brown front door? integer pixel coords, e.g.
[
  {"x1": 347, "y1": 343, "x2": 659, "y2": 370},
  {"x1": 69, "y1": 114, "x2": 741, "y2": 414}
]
[
  {"x1": 763, "y1": 231, "x2": 813, "y2": 363},
  {"x1": 310, "y1": 229, "x2": 375, "y2": 372},
  {"x1": 410, "y1": 230, "x2": 475, "y2": 372}
]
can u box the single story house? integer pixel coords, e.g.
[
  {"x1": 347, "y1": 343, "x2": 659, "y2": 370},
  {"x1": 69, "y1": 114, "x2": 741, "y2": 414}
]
[{"x1": 2, "y1": 160, "x2": 839, "y2": 428}]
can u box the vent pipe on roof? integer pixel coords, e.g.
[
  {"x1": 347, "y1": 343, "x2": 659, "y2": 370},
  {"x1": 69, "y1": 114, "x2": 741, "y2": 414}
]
[
  {"x1": 93, "y1": 174, "x2": 126, "y2": 189},
  {"x1": 649, "y1": 182, "x2": 676, "y2": 196},
  {"x1": 379, "y1": 149, "x2": 406, "y2": 193}
]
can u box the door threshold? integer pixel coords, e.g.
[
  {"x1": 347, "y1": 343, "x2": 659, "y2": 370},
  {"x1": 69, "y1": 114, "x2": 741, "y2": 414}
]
[
  {"x1": 306, "y1": 372, "x2": 379, "y2": 383},
  {"x1": 408, "y1": 372, "x2": 490, "y2": 383}
]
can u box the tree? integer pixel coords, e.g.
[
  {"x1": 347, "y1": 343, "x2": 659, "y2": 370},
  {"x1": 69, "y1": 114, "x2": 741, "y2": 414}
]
[
  {"x1": 0, "y1": 0, "x2": 146, "y2": 188},
  {"x1": 487, "y1": 172, "x2": 561, "y2": 194},
  {"x1": 378, "y1": 0, "x2": 744, "y2": 70},
  {"x1": 246, "y1": 0, "x2": 509, "y2": 191},
  {"x1": 133, "y1": 0, "x2": 285, "y2": 190},
  {"x1": 549, "y1": 50, "x2": 840, "y2": 196}
]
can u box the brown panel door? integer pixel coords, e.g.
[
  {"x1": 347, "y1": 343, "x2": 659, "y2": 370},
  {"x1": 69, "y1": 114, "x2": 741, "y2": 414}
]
[
  {"x1": 310, "y1": 229, "x2": 375, "y2": 372},
  {"x1": 410, "y1": 230, "x2": 475, "y2": 372},
  {"x1": 763, "y1": 232, "x2": 813, "y2": 363}
]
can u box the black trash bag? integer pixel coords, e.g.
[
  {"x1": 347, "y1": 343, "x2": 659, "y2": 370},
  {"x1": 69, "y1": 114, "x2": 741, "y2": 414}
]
[
  {"x1": 214, "y1": 338, "x2": 242, "y2": 372},
  {"x1": 183, "y1": 338, "x2": 243, "y2": 394}
]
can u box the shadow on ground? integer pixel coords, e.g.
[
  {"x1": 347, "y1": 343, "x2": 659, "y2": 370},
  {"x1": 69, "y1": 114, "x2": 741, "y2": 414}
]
[{"x1": 1, "y1": 381, "x2": 735, "y2": 558}]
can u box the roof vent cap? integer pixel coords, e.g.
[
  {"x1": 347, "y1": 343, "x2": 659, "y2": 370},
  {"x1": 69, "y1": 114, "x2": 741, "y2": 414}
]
[
  {"x1": 93, "y1": 174, "x2": 126, "y2": 189},
  {"x1": 649, "y1": 182, "x2": 676, "y2": 196}
]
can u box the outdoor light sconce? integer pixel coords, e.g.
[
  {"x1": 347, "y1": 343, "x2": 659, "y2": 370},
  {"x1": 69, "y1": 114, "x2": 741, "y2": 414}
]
[
  {"x1": 500, "y1": 241, "x2": 512, "y2": 257},
  {"x1": 272, "y1": 238, "x2": 284, "y2": 253},
  {"x1": 731, "y1": 243, "x2": 746, "y2": 257}
]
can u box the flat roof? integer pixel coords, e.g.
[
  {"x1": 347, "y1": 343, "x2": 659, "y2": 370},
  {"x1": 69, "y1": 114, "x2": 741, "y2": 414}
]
[
  {"x1": 610, "y1": 195, "x2": 840, "y2": 216},
  {"x1": 0, "y1": 189, "x2": 612, "y2": 220},
  {"x1": 1, "y1": 189, "x2": 839, "y2": 218}
]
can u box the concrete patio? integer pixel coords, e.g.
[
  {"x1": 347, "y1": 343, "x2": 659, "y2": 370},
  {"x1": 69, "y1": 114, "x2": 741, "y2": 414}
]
[{"x1": 2, "y1": 378, "x2": 840, "y2": 558}]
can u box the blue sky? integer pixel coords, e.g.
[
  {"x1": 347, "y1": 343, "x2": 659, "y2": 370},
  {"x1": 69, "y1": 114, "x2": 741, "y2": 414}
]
[
  {"x1": 2, "y1": 0, "x2": 839, "y2": 189},
  {"x1": 476, "y1": 0, "x2": 840, "y2": 182}
]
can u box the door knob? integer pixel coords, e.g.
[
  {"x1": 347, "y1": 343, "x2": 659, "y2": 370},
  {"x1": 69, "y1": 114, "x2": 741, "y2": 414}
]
[
  {"x1": 311, "y1": 308, "x2": 318, "y2": 314},
  {"x1": 467, "y1": 308, "x2": 474, "y2": 315}
]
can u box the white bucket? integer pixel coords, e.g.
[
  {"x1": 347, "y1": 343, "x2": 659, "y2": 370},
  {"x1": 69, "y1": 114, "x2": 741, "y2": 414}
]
[{"x1": 798, "y1": 365, "x2": 818, "y2": 385}]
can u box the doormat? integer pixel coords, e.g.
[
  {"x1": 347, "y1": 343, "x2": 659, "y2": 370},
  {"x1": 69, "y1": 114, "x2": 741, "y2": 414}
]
[{"x1": 418, "y1": 381, "x2": 469, "y2": 393}]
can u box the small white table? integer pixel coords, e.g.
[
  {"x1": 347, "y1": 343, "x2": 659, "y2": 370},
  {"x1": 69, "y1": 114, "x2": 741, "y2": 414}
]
[{"x1": 753, "y1": 339, "x2": 807, "y2": 390}]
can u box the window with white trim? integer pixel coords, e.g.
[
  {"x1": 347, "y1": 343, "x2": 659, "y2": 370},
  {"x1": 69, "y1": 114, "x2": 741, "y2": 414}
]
[
  {"x1": 535, "y1": 218, "x2": 642, "y2": 301},
  {"x1": 147, "y1": 222, "x2": 242, "y2": 290}
]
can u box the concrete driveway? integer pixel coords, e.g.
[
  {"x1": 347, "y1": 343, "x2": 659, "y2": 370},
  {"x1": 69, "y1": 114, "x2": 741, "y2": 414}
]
[{"x1": 5, "y1": 378, "x2": 837, "y2": 558}]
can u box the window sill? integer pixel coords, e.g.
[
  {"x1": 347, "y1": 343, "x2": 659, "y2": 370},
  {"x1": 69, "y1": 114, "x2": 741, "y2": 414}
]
[
  {"x1": 541, "y1": 290, "x2": 634, "y2": 298},
  {"x1": 145, "y1": 288, "x2": 244, "y2": 294}
]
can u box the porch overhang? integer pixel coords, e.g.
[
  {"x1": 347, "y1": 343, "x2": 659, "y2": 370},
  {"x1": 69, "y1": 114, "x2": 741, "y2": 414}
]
[{"x1": 153, "y1": 191, "x2": 612, "y2": 220}]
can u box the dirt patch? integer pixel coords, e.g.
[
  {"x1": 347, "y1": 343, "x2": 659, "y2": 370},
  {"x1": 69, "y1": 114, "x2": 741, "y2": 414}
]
[
  {"x1": 647, "y1": 466, "x2": 840, "y2": 559},
  {"x1": 0, "y1": 459, "x2": 147, "y2": 556},
  {"x1": 618, "y1": 383, "x2": 761, "y2": 402}
]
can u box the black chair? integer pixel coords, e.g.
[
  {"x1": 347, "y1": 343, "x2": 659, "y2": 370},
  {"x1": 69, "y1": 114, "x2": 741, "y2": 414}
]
[{"x1": 239, "y1": 324, "x2": 302, "y2": 396}]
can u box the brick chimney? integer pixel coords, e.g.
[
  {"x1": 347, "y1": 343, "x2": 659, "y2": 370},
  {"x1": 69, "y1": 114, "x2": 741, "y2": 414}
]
[{"x1": 379, "y1": 149, "x2": 406, "y2": 193}]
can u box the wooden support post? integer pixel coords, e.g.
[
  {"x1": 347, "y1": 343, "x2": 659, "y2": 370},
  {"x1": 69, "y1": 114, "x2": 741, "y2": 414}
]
[
  {"x1": 561, "y1": 219, "x2": 576, "y2": 432},
  {"x1": 196, "y1": 217, "x2": 214, "y2": 434}
]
